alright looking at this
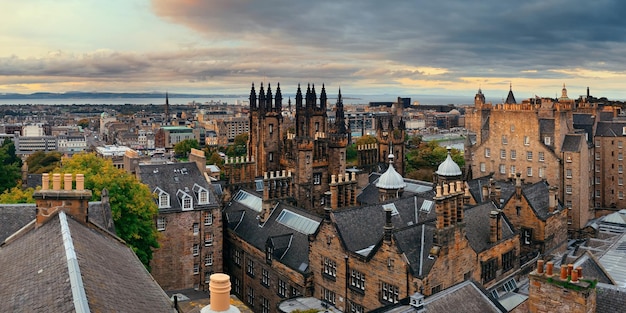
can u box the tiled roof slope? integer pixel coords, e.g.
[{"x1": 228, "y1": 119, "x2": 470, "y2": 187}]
[
  {"x1": 0, "y1": 204, "x2": 36, "y2": 242},
  {"x1": 596, "y1": 283, "x2": 626, "y2": 313},
  {"x1": 464, "y1": 202, "x2": 516, "y2": 253},
  {"x1": 0, "y1": 213, "x2": 175, "y2": 312},
  {"x1": 224, "y1": 190, "x2": 322, "y2": 273},
  {"x1": 138, "y1": 162, "x2": 219, "y2": 212},
  {"x1": 424, "y1": 280, "x2": 505, "y2": 313}
]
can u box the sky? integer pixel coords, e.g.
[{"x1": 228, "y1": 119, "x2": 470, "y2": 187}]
[{"x1": 2, "y1": 0, "x2": 626, "y2": 103}]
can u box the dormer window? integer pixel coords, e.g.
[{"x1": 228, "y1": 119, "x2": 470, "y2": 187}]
[
  {"x1": 193, "y1": 183, "x2": 211, "y2": 205},
  {"x1": 177, "y1": 189, "x2": 193, "y2": 211},
  {"x1": 154, "y1": 187, "x2": 170, "y2": 209}
]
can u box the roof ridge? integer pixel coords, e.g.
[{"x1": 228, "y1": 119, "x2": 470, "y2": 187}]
[{"x1": 59, "y1": 211, "x2": 90, "y2": 312}]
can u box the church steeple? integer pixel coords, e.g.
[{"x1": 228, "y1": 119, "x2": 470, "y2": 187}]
[
  {"x1": 334, "y1": 88, "x2": 347, "y2": 134},
  {"x1": 249, "y1": 83, "x2": 257, "y2": 109},
  {"x1": 258, "y1": 82, "x2": 266, "y2": 112},
  {"x1": 296, "y1": 84, "x2": 303, "y2": 109},
  {"x1": 275, "y1": 83, "x2": 282, "y2": 111},
  {"x1": 165, "y1": 91, "x2": 170, "y2": 122},
  {"x1": 266, "y1": 83, "x2": 273, "y2": 111},
  {"x1": 320, "y1": 84, "x2": 327, "y2": 110}
]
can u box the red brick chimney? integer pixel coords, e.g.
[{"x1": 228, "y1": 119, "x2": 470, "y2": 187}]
[{"x1": 33, "y1": 173, "x2": 92, "y2": 227}]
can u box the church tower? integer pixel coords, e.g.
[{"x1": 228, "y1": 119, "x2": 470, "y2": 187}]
[
  {"x1": 248, "y1": 82, "x2": 283, "y2": 177},
  {"x1": 377, "y1": 97, "x2": 406, "y2": 176}
]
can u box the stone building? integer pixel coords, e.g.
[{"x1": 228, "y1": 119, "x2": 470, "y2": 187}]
[
  {"x1": 465, "y1": 85, "x2": 596, "y2": 235},
  {"x1": 133, "y1": 155, "x2": 222, "y2": 291}
]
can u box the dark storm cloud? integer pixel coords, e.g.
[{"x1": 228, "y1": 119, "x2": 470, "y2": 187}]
[{"x1": 152, "y1": 0, "x2": 626, "y2": 77}]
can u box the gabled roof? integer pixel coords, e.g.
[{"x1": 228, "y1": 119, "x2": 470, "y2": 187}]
[
  {"x1": 572, "y1": 251, "x2": 615, "y2": 285},
  {"x1": 522, "y1": 181, "x2": 557, "y2": 221},
  {"x1": 464, "y1": 202, "x2": 516, "y2": 253},
  {"x1": 138, "y1": 162, "x2": 219, "y2": 212},
  {"x1": 394, "y1": 223, "x2": 436, "y2": 277},
  {"x1": 562, "y1": 134, "x2": 582, "y2": 152},
  {"x1": 596, "y1": 121, "x2": 626, "y2": 137},
  {"x1": 224, "y1": 190, "x2": 322, "y2": 273},
  {"x1": 333, "y1": 195, "x2": 437, "y2": 256},
  {"x1": 0, "y1": 204, "x2": 35, "y2": 243},
  {"x1": 0, "y1": 212, "x2": 175, "y2": 312},
  {"x1": 421, "y1": 280, "x2": 506, "y2": 313},
  {"x1": 466, "y1": 175, "x2": 517, "y2": 205}
]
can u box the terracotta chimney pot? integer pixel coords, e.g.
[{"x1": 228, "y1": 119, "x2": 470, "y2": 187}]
[
  {"x1": 546, "y1": 262, "x2": 554, "y2": 277},
  {"x1": 536, "y1": 260, "x2": 544, "y2": 274}
]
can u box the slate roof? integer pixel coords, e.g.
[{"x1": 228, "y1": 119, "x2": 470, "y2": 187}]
[
  {"x1": 572, "y1": 251, "x2": 615, "y2": 285},
  {"x1": 596, "y1": 283, "x2": 626, "y2": 313},
  {"x1": 598, "y1": 232, "x2": 626, "y2": 287},
  {"x1": 333, "y1": 195, "x2": 437, "y2": 256},
  {"x1": 394, "y1": 223, "x2": 436, "y2": 277},
  {"x1": 464, "y1": 202, "x2": 516, "y2": 253},
  {"x1": 596, "y1": 121, "x2": 626, "y2": 137},
  {"x1": 467, "y1": 175, "x2": 517, "y2": 205},
  {"x1": 138, "y1": 162, "x2": 219, "y2": 213},
  {"x1": 561, "y1": 134, "x2": 582, "y2": 152},
  {"x1": 522, "y1": 181, "x2": 558, "y2": 221},
  {"x1": 0, "y1": 204, "x2": 36, "y2": 243},
  {"x1": 573, "y1": 113, "x2": 595, "y2": 140},
  {"x1": 0, "y1": 212, "x2": 175, "y2": 312},
  {"x1": 224, "y1": 190, "x2": 322, "y2": 273},
  {"x1": 539, "y1": 119, "x2": 554, "y2": 135}
]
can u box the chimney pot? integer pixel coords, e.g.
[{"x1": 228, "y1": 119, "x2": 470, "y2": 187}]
[
  {"x1": 571, "y1": 269, "x2": 579, "y2": 283},
  {"x1": 42, "y1": 173, "x2": 49, "y2": 190},
  {"x1": 537, "y1": 260, "x2": 544, "y2": 275},
  {"x1": 208, "y1": 273, "x2": 232, "y2": 312},
  {"x1": 76, "y1": 174, "x2": 85, "y2": 191},
  {"x1": 567, "y1": 264, "x2": 574, "y2": 277},
  {"x1": 546, "y1": 261, "x2": 554, "y2": 276},
  {"x1": 443, "y1": 183, "x2": 449, "y2": 196},
  {"x1": 64, "y1": 173, "x2": 73, "y2": 191},
  {"x1": 560, "y1": 266, "x2": 568, "y2": 280},
  {"x1": 53, "y1": 173, "x2": 61, "y2": 190},
  {"x1": 576, "y1": 266, "x2": 583, "y2": 279}
]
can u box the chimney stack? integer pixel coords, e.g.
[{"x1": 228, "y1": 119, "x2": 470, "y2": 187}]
[
  {"x1": 489, "y1": 210, "x2": 500, "y2": 243},
  {"x1": 548, "y1": 186, "x2": 558, "y2": 212},
  {"x1": 34, "y1": 173, "x2": 92, "y2": 226},
  {"x1": 383, "y1": 206, "x2": 393, "y2": 243}
]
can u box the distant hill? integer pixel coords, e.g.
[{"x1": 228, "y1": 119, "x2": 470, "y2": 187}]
[{"x1": 0, "y1": 92, "x2": 243, "y2": 99}]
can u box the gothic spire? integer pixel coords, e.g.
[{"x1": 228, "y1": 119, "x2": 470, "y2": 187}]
[
  {"x1": 320, "y1": 83, "x2": 327, "y2": 110},
  {"x1": 266, "y1": 83, "x2": 273, "y2": 111},
  {"x1": 249, "y1": 83, "x2": 257, "y2": 109}
]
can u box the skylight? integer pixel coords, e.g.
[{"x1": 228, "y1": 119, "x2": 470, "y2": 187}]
[
  {"x1": 420, "y1": 200, "x2": 434, "y2": 213},
  {"x1": 405, "y1": 182, "x2": 433, "y2": 193},
  {"x1": 276, "y1": 209, "x2": 320, "y2": 235},
  {"x1": 232, "y1": 190, "x2": 262, "y2": 212},
  {"x1": 382, "y1": 203, "x2": 399, "y2": 216}
]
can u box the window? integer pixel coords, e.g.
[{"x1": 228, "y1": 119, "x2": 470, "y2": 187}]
[
  {"x1": 500, "y1": 149, "x2": 506, "y2": 159},
  {"x1": 527, "y1": 151, "x2": 533, "y2": 161},
  {"x1": 269, "y1": 152, "x2": 273, "y2": 162},
  {"x1": 182, "y1": 196, "x2": 192, "y2": 210},
  {"x1": 159, "y1": 192, "x2": 170, "y2": 208},
  {"x1": 350, "y1": 269, "x2": 366, "y2": 292},
  {"x1": 527, "y1": 167, "x2": 533, "y2": 177},
  {"x1": 233, "y1": 277, "x2": 241, "y2": 295},
  {"x1": 522, "y1": 228, "x2": 532, "y2": 245},
  {"x1": 524, "y1": 136, "x2": 530, "y2": 145},
  {"x1": 322, "y1": 287, "x2": 336, "y2": 305},
  {"x1": 349, "y1": 301, "x2": 365, "y2": 313},
  {"x1": 499, "y1": 164, "x2": 506, "y2": 174},
  {"x1": 620, "y1": 141, "x2": 623, "y2": 149},
  {"x1": 539, "y1": 167, "x2": 544, "y2": 178},
  {"x1": 198, "y1": 190, "x2": 209, "y2": 204},
  {"x1": 313, "y1": 173, "x2": 322, "y2": 185},
  {"x1": 205, "y1": 271, "x2": 212, "y2": 284},
  {"x1": 278, "y1": 279, "x2": 287, "y2": 298},
  {"x1": 510, "y1": 125, "x2": 515, "y2": 132},
  {"x1": 620, "y1": 153, "x2": 624, "y2": 161},
  {"x1": 538, "y1": 152, "x2": 544, "y2": 162},
  {"x1": 595, "y1": 140, "x2": 600, "y2": 148},
  {"x1": 620, "y1": 165, "x2": 624, "y2": 174},
  {"x1": 431, "y1": 285, "x2": 442, "y2": 294},
  {"x1": 381, "y1": 282, "x2": 399, "y2": 304},
  {"x1": 323, "y1": 257, "x2": 337, "y2": 278},
  {"x1": 510, "y1": 165, "x2": 516, "y2": 175},
  {"x1": 246, "y1": 258, "x2": 255, "y2": 277},
  {"x1": 620, "y1": 191, "x2": 624, "y2": 200},
  {"x1": 595, "y1": 153, "x2": 600, "y2": 160},
  {"x1": 620, "y1": 177, "x2": 623, "y2": 186},
  {"x1": 205, "y1": 253, "x2": 213, "y2": 266},
  {"x1": 485, "y1": 148, "x2": 491, "y2": 157},
  {"x1": 291, "y1": 287, "x2": 301, "y2": 297},
  {"x1": 481, "y1": 258, "x2": 497, "y2": 283},
  {"x1": 480, "y1": 162, "x2": 486, "y2": 173},
  {"x1": 233, "y1": 249, "x2": 241, "y2": 266},
  {"x1": 204, "y1": 212, "x2": 213, "y2": 225},
  {"x1": 261, "y1": 297, "x2": 270, "y2": 313},
  {"x1": 269, "y1": 123, "x2": 273, "y2": 135},
  {"x1": 247, "y1": 286, "x2": 255, "y2": 307},
  {"x1": 204, "y1": 233, "x2": 214, "y2": 246},
  {"x1": 510, "y1": 150, "x2": 517, "y2": 160},
  {"x1": 544, "y1": 136, "x2": 551, "y2": 145},
  {"x1": 502, "y1": 250, "x2": 515, "y2": 272},
  {"x1": 192, "y1": 244, "x2": 199, "y2": 256},
  {"x1": 566, "y1": 185, "x2": 572, "y2": 194},
  {"x1": 502, "y1": 135, "x2": 508, "y2": 145},
  {"x1": 193, "y1": 223, "x2": 199, "y2": 234},
  {"x1": 315, "y1": 122, "x2": 320, "y2": 132},
  {"x1": 566, "y1": 169, "x2": 572, "y2": 178},
  {"x1": 596, "y1": 189, "x2": 601, "y2": 198},
  {"x1": 262, "y1": 268, "x2": 270, "y2": 287},
  {"x1": 157, "y1": 217, "x2": 166, "y2": 231},
  {"x1": 193, "y1": 263, "x2": 199, "y2": 275}
]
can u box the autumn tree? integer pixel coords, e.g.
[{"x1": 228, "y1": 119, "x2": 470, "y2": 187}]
[
  {"x1": 59, "y1": 152, "x2": 159, "y2": 269},
  {"x1": 0, "y1": 186, "x2": 35, "y2": 204},
  {"x1": 405, "y1": 140, "x2": 464, "y2": 181},
  {"x1": 0, "y1": 139, "x2": 22, "y2": 193},
  {"x1": 173, "y1": 139, "x2": 200, "y2": 158},
  {"x1": 226, "y1": 133, "x2": 248, "y2": 157},
  {"x1": 25, "y1": 151, "x2": 62, "y2": 174}
]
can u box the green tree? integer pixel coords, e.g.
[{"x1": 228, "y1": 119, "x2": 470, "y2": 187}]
[
  {"x1": 0, "y1": 186, "x2": 35, "y2": 204},
  {"x1": 405, "y1": 141, "x2": 464, "y2": 181},
  {"x1": 59, "y1": 152, "x2": 159, "y2": 269},
  {"x1": 173, "y1": 139, "x2": 200, "y2": 158},
  {"x1": 77, "y1": 118, "x2": 90, "y2": 129},
  {"x1": 226, "y1": 133, "x2": 248, "y2": 157},
  {"x1": 26, "y1": 151, "x2": 63, "y2": 174},
  {"x1": 355, "y1": 135, "x2": 377, "y2": 146},
  {"x1": 0, "y1": 139, "x2": 22, "y2": 193}
]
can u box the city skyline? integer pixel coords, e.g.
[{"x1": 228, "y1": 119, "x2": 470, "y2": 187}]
[{"x1": 3, "y1": 0, "x2": 626, "y2": 101}]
